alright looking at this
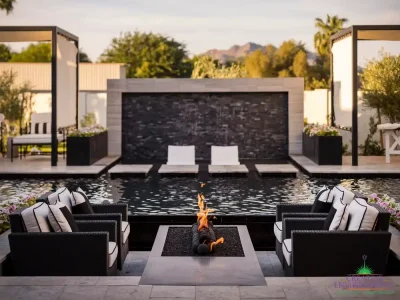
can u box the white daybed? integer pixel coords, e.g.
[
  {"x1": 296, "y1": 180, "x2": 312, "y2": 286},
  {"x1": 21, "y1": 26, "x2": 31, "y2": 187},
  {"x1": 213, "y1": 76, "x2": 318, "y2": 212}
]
[
  {"x1": 158, "y1": 145, "x2": 199, "y2": 174},
  {"x1": 10, "y1": 113, "x2": 66, "y2": 162},
  {"x1": 208, "y1": 145, "x2": 249, "y2": 175}
]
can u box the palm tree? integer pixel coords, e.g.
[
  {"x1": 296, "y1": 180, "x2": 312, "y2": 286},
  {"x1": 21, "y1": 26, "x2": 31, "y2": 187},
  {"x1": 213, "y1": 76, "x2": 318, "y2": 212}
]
[
  {"x1": 314, "y1": 15, "x2": 348, "y2": 57},
  {"x1": 0, "y1": 0, "x2": 16, "y2": 15}
]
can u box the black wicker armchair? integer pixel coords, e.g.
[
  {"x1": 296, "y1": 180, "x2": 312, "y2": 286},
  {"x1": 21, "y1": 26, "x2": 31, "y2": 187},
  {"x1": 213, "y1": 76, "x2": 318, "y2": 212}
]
[
  {"x1": 8, "y1": 208, "x2": 118, "y2": 276},
  {"x1": 275, "y1": 203, "x2": 329, "y2": 265},
  {"x1": 281, "y1": 204, "x2": 392, "y2": 276},
  {"x1": 37, "y1": 191, "x2": 130, "y2": 270}
]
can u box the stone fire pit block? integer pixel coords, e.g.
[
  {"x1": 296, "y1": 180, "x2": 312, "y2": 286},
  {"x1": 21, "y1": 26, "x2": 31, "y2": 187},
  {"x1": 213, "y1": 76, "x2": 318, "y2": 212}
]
[{"x1": 140, "y1": 225, "x2": 265, "y2": 286}]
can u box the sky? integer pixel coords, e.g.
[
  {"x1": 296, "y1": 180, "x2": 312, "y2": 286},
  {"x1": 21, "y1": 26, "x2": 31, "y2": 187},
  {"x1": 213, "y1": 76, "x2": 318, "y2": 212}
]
[{"x1": 1, "y1": 0, "x2": 400, "y2": 65}]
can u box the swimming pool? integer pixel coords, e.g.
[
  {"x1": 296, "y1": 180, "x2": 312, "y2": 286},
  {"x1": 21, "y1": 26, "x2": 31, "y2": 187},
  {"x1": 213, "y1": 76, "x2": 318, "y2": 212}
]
[{"x1": 1, "y1": 173, "x2": 399, "y2": 215}]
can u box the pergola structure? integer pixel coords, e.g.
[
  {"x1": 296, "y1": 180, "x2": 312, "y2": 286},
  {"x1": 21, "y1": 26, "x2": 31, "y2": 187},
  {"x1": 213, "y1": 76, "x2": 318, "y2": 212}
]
[
  {"x1": 330, "y1": 25, "x2": 400, "y2": 166},
  {"x1": 0, "y1": 26, "x2": 79, "y2": 166}
]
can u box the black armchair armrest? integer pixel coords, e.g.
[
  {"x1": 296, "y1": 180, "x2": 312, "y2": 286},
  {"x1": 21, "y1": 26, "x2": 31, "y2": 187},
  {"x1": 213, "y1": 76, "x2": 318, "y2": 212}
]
[
  {"x1": 36, "y1": 191, "x2": 52, "y2": 204},
  {"x1": 283, "y1": 218, "x2": 325, "y2": 240},
  {"x1": 73, "y1": 213, "x2": 122, "y2": 243},
  {"x1": 282, "y1": 213, "x2": 328, "y2": 219},
  {"x1": 369, "y1": 204, "x2": 391, "y2": 231},
  {"x1": 8, "y1": 232, "x2": 110, "y2": 276},
  {"x1": 91, "y1": 204, "x2": 128, "y2": 221},
  {"x1": 276, "y1": 203, "x2": 313, "y2": 221},
  {"x1": 291, "y1": 230, "x2": 392, "y2": 276},
  {"x1": 76, "y1": 220, "x2": 117, "y2": 242}
]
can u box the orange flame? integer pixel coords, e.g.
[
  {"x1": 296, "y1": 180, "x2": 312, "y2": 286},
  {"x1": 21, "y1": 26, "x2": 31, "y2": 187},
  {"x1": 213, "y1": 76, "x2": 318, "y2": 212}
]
[
  {"x1": 201, "y1": 183, "x2": 206, "y2": 188},
  {"x1": 209, "y1": 237, "x2": 224, "y2": 251}
]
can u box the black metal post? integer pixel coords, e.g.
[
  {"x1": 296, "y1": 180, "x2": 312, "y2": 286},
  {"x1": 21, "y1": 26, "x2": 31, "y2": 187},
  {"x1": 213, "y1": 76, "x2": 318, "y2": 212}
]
[
  {"x1": 351, "y1": 28, "x2": 358, "y2": 166},
  {"x1": 51, "y1": 28, "x2": 58, "y2": 166},
  {"x1": 76, "y1": 40, "x2": 79, "y2": 129},
  {"x1": 330, "y1": 39, "x2": 335, "y2": 127}
]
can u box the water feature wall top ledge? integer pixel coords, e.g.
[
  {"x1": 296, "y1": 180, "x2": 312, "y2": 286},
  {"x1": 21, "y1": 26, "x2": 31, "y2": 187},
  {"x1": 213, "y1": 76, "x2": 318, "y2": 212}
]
[{"x1": 107, "y1": 78, "x2": 304, "y2": 159}]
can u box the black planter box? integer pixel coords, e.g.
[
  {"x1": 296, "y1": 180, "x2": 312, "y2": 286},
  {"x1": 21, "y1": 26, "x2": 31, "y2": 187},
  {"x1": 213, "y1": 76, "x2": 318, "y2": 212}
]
[
  {"x1": 303, "y1": 133, "x2": 342, "y2": 165},
  {"x1": 67, "y1": 131, "x2": 108, "y2": 166}
]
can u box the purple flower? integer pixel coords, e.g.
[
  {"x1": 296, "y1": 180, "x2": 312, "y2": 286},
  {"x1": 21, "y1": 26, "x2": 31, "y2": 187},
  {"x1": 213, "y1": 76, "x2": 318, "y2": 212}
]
[{"x1": 370, "y1": 193, "x2": 378, "y2": 199}]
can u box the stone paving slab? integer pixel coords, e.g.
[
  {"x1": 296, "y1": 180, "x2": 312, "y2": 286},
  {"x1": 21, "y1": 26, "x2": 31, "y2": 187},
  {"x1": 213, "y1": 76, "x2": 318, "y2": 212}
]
[
  {"x1": 209, "y1": 165, "x2": 249, "y2": 174},
  {"x1": 158, "y1": 164, "x2": 199, "y2": 174},
  {"x1": 108, "y1": 164, "x2": 153, "y2": 177},
  {"x1": 0, "y1": 277, "x2": 398, "y2": 299},
  {"x1": 255, "y1": 164, "x2": 298, "y2": 175}
]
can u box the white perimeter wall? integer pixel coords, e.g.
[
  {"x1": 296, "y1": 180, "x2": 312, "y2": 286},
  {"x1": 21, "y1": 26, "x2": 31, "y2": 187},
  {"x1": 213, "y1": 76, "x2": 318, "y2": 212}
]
[
  {"x1": 32, "y1": 92, "x2": 107, "y2": 128},
  {"x1": 332, "y1": 36, "x2": 353, "y2": 128},
  {"x1": 304, "y1": 88, "x2": 387, "y2": 151},
  {"x1": 56, "y1": 35, "x2": 77, "y2": 128}
]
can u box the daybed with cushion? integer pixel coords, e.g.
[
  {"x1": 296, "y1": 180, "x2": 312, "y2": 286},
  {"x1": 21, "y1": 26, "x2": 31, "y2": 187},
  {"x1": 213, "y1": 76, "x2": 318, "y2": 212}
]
[
  {"x1": 8, "y1": 202, "x2": 118, "y2": 276},
  {"x1": 37, "y1": 187, "x2": 130, "y2": 270},
  {"x1": 158, "y1": 145, "x2": 199, "y2": 175},
  {"x1": 274, "y1": 185, "x2": 356, "y2": 266},
  {"x1": 10, "y1": 113, "x2": 66, "y2": 162},
  {"x1": 281, "y1": 198, "x2": 391, "y2": 276},
  {"x1": 208, "y1": 145, "x2": 249, "y2": 175}
]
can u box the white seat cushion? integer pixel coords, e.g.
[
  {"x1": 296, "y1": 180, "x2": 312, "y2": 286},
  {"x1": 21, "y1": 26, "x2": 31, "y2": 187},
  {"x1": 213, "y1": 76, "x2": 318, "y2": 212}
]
[
  {"x1": 332, "y1": 185, "x2": 354, "y2": 205},
  {"x1": 13, "y1": 133, "x2": 64, "y2": 145},
  {"x1": 211, "y1": 146, "x2": 240, "y2": 165},
  {"x1": 167, "y1": 145, "x2": 196, "y2": 165},
  {"x1": 122, "y1": 221, "x2": 130, "y2": 244},
  {"x1": 282, "y1": 239, "x2": 292, "y2": 266},
  {"x1": 21, "y1": 202, "x2": 51, "y2": 232},
  {"x1": 108, "y1": 242, "x2": 118, "y2": 268},
  {"x1": 274, "y1": 221, "x2": 283, "y2": 243},
  {"x1": 347, "y1": 198, "x2": 379, "y2": 231}
]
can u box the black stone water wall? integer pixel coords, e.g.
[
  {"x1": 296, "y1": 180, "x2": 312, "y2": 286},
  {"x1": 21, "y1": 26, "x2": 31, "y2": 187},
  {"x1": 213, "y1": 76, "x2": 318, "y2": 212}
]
[{"x1": 121, "y1": 92, "x2": 288, "y2": 162}]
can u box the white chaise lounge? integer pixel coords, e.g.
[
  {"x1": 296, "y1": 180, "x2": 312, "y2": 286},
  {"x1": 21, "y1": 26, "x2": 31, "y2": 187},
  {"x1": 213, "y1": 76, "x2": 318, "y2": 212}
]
[
  {"x1": 10, "y1": 113, "x2": 66, "y2": 162},
  {"x1": 208, "y1": 145, "x2": 249, "y2": 175},
  {"x1": 158, "y1": 145, "x2": 199, "y2": 174}
]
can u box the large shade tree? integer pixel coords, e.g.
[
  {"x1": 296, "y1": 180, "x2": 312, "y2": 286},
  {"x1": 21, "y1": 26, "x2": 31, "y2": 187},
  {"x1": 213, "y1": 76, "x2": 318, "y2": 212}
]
[
  {"x1": 0, "y1": 44, "x2": 12, "y2": 62},
  {"x1": 99, "y1": 31, "x2": 192, "y2": 78},
  {"x1": 0, "y1": 0, "x2": 16, "y2": 14}
]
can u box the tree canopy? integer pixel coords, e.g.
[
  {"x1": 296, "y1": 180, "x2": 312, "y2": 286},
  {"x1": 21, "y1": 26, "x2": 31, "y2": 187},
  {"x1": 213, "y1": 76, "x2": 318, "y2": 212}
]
[
  {"x1": 314, "y1": 15, "x2": 348, "y2": 57},
  {"x1": 0, "y1": 44, "x2": 12, "y2": 62},
  {"x1": 191, "y1": 56, "x2": 247, "y2": 78},
  {"x1": 0, "y1": 0, "x2": 16, "y2": 14},
  {"x1": 6, "y1": 43, "x2": 91, "y2": 63},
  {"x1": 99, "y1": 31, "x2": 193, "y2": 78},
  {"x1": 361, "y1": 50, "x2": 400, "y2": 123}
]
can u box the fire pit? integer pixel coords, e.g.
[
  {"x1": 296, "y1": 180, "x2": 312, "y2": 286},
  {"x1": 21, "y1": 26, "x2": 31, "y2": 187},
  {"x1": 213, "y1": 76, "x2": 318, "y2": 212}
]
[{"x1": 140, "y1": 183, "x2": 265, "y2": 286}]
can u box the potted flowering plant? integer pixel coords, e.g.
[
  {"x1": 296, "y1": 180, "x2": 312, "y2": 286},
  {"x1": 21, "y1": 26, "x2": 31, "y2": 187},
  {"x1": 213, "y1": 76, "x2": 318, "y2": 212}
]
[
  {"x1": 0, "y1": 195, "x2": 37, "y2": 234},
  {"x1": 67, "y1": 125, "x2": 108, "y2": 166},
  {"x1": 368, "y1": 193, "x2": 400, "y2": 230},
  {"x1": 303, "y1": 124, "x2": 342, "y2": 165}
]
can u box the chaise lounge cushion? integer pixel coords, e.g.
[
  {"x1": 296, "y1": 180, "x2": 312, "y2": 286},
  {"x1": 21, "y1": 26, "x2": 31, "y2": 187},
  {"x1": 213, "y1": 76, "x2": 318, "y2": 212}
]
[
  {"x1": 21, "y1": 202, "x2": 51, "y2": 232},
  {"x1": 71, "y1": 191, "x2": 94, "y2": 214},
  {"x1": 282, "y1": 239, "x2": 292, "y2": 266},
  {"x1": 347, "y1": 198, "x2": 379, "y2": 231},
  {"x1": 274, "y1": 221, "x2": 283, "y2": 243},
  {"x1": 12, "y1": 133, "x2": 64, "y2": 145},
  {"x1": 167, "y1": 145, "x2": 196, "y2": 165},
  {"x1": 332, "y1": 185, "x2": 354, "y2": 205},
  {"x1": 311, "y1": 186, "x2": 334, "y2": 213},
  {"x1": 108, "y1": 242, "x2": 118, "y2": 267},
  {"x1": 211, "y1": 145, "x2": 240, "y2": 165},
  {"x1": 48, "y1": 202, "x2": 79, "y2": 232},
  {"x1": 122, "y1": 221, "x2": 130, "y2": 244}
]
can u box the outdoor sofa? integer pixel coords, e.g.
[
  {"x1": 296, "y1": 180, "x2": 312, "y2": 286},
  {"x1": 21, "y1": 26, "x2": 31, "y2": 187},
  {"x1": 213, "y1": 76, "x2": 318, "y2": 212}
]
[
  {"x1": 37, "y1": 187, "x2": 130, "y2": 270},
  {"x1": 8, "y1": 204, "x2": 118, "y2": 276},
  {"x1": 276, "y1": 186, "x2": 392, "y2": 276}
]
